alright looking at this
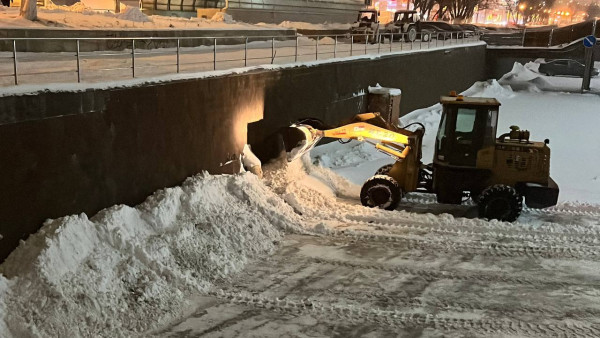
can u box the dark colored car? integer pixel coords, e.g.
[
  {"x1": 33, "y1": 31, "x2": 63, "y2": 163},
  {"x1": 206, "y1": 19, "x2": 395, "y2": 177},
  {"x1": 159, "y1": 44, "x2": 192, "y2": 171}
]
[
  {"x1": 421, "y1": 21, "x2": 464, "y2": 39},
  {"x1": 538, "y1": 59, "x2": 599, "y2": 77}
]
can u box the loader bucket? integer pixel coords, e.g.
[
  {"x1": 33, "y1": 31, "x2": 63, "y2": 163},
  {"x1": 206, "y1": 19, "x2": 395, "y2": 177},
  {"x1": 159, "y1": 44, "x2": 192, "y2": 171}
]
[{"x1": 283, "y1": 123, "x2": 323, "y2": 162}]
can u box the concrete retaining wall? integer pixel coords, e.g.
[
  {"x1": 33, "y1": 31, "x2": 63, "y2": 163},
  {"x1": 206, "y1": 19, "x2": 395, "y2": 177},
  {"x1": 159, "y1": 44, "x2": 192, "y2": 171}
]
[{"x1": 0, "y1": 43, "x2": 486, "y2": 261}]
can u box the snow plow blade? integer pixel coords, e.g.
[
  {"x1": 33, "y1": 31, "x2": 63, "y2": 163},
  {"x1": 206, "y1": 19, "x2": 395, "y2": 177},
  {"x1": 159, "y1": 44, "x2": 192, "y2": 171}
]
[{"x1": 283, "y1": 123, "x2": 323, "y2": 162}]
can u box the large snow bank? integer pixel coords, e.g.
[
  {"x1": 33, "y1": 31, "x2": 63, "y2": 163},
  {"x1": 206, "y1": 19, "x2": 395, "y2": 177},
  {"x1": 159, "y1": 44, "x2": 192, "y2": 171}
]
[
  {"x1": 114, "y1": 6, "x2": 152, "y2": 23},
  {"x1": 0, "y1": 173, "x2": 302, "y2": 337}
]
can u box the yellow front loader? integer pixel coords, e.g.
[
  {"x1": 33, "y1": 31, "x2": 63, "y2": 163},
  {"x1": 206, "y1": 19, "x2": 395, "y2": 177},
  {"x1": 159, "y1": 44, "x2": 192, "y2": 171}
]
[{"x1": 286, "y1": 94, "x2": 559, "y2": 222}]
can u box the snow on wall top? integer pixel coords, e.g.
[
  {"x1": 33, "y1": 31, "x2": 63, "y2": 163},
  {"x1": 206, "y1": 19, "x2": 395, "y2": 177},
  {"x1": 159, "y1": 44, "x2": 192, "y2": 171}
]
[
  {"x1": 0, "y1": 41, "x2": 485, "y2": 98},
  {"x1": 368, "y1": 83, "x2": 401, "y2": 96}
]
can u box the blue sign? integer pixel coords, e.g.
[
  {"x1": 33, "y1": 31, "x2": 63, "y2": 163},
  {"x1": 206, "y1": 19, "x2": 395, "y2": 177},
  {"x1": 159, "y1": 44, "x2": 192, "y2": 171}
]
[{"x1": 583, "y1": 35, "x2": 597, "y2": 48}]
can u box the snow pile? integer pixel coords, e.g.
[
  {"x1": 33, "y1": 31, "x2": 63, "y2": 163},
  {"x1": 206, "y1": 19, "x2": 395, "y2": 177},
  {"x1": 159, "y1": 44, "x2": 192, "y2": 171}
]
[
  {"x1": 0, "y1": 277, "x2": 9, "y2": 336},
  {"x1": 114, "y1": 6, "x2": 152, "y2": 23},
  {"x1": 313, "y1": 142, "x2": 379, "y2": 169},
  {"x1": 211, "y1": 11, "x2": 234, "y2": 23},
  {"x1": 368, "y1": 83, "x2": 402, "y2": 96},
  {"x1": 272, "y1": 21, "x2": 351, "y2": 30},
  {"x1": 45, "y1": 0, "x2": 91, "y2": 13},
  {"x1": 0, "y1": 173, "x2": 302, "y2": 337},
  {"x1": 462, "y1": 79, "x2": 516, "y2": 98},
  {"x1": 318, "y1": 36, "x2": 336, "y2": 45}
]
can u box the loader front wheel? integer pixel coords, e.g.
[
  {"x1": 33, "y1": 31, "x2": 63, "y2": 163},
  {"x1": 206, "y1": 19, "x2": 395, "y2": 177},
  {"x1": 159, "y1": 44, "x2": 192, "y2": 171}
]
[
  {"x1": 478, "y1": 185, "x2": 522, "y2": 222},
  {"x1": 360, "y1": 175, "x2": 402, "y2": 210},
  {"x1": 374, "y1": 164, "x2": 393, "y2": 176}
]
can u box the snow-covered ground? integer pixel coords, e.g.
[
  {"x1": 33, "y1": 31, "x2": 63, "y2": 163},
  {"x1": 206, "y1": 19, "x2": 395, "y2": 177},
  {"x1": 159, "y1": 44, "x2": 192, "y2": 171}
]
[
  {"x1": 2, "y1": 66, "x2": 600, "y2": 337},
  {"x1": 0, "y1": 4, "x2": 277, "y2": 30}
]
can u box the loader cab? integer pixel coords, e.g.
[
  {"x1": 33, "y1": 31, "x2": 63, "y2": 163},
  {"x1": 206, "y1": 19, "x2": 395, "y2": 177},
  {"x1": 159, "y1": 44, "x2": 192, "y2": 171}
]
[
  {"x1": 434, "y1": 96, "x2": 500, "y2": 168},
  {"x1": 357, "y1": 10, "x2": 379, "y2": 23}
]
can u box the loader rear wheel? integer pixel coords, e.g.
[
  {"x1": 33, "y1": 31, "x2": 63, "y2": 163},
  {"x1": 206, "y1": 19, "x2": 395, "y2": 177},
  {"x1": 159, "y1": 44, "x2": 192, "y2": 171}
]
[
  {"x1": 478, "y1": 185, "x2": 522, "y2": 222},
  {"x1": 360, "y1": 175, "x2": 402, "y2": 210},
  {"x1": 374, "y1": 164, "x2": 393, "y2": 176}
]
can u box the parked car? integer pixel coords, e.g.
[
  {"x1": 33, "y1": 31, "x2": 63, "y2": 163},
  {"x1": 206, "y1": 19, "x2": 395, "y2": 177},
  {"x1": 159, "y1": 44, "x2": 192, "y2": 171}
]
[
  {"x1": 538, "y1": 59, "x2": 599, "y2": 77},
  {"x1": 457, "y1": 23, "x2": 483, "y2": 37},
  {"x1": 421, "y1": 21, "x2": 464, "y2": 39}
]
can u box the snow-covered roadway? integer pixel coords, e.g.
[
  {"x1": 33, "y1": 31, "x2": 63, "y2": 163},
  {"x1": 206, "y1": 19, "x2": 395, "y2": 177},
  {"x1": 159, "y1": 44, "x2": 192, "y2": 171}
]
[{"x1": 157, "y1": 158, "x2": 600, "y2": 337}]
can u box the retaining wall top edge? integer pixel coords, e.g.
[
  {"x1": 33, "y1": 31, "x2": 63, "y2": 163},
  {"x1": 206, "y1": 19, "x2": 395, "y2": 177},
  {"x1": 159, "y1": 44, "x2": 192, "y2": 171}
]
[{"x1": 0, "y1": 41, "x2": 486, "y2": 99}]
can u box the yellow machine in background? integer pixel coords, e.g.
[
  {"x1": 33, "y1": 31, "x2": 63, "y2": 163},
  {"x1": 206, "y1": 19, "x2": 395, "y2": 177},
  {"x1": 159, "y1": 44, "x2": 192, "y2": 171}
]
[{"x1": 289, "y1": 94, "x2": 559, "y2": 222}]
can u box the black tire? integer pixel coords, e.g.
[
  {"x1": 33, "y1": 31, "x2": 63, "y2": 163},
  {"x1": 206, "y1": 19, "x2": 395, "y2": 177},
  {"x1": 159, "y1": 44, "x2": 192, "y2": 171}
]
[
  {"x1": 477, "y1": 185, "x2": 523, "y2": 222},
  {"x1": 360, "y1": 175, "x2": 402, "y2": 211},
  {"x1": 404, "y1": 27, "x2": 417, "y2": 42},
  {"x1": 375, "y1": 164, "x2": 393, "y2": 176}
]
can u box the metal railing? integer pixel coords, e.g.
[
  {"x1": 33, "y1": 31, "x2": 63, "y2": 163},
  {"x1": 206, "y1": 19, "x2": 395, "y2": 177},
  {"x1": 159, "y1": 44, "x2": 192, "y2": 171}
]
[{"x1": 0, "y1": 31, "x2": 480, "y2": 87}]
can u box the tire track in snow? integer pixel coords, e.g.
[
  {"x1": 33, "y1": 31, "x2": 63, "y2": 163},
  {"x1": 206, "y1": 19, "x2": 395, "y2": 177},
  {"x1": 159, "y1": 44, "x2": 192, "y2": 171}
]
[
  {"x1": 322, "y1": 229, "x2": 600, "y2": 261},
  {"x1": 208, "y1": 289, "x2": 600, "y2": 337},
  {"x1": 302, "y1": 256, "x2": 594, "y2": 288},
  {"x1": 403, "y1": 195, "x2": 600, "y2": 219},
  {"x1": 343, "y1": 217, "x2": 600, "y2": 246}
]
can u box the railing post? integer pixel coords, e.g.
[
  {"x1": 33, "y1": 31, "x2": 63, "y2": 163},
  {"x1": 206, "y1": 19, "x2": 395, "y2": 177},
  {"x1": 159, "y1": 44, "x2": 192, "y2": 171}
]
[
  {"x1": 400, "y1": 34, "x2": 403, "y2": 50},
  {"x1": 547, "y1": 28, "x2": 553, "y2": 47},
  {"x1": 364, "y1": 34, "x2": 368, "y2": 54},
  {"x1": 271, "y1": 37, "x2": 275, "y2": 63},
  {"x1": 316, "y1": 35, "x2": 319, "y2": 60},
  {"x1": 176, "y1": 38, "x2": 180, "y2": 73},
  {"x1": 295, "y1": 36, "x2": 298, "y2": 62},
  {"x1": 436, "y1": 33, "x2": 439, "y2": 47},
  {"x1": 214, "y1": 38, "x2": 217, "y2": 70},
  {"x1": 334, "y1": 35, "x2": 337, "y2": 58},
  {"x1": 521, "y1": 28, "x2": 526, "y2": 47},
  {"x1": 131, "y1": 39, "x2": 136, "y2": 78},
  {"x1": 12, "y1": 39, "x2": 18, "y2": 85},
  {"x1": 390, "y1": 33, "x2": 393, "y2": 52},
  {"x1": 350, "y1": 35, "x2": 353, "y2": 56},
  {"x1": 378, "y1": 34, "x2": 381, "y2": 54},
  {"x1": 76, "y1": 39, "x2": 81, "y2": 83},
  {"x1": 244, "y1": 37, "x2": 248, "y2": 66}
]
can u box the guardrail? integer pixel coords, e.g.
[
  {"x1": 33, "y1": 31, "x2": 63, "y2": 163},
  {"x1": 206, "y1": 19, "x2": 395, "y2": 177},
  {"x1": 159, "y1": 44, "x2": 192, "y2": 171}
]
[{"x1": 0, "y1": 31, "x2": 480, "y2": 87}]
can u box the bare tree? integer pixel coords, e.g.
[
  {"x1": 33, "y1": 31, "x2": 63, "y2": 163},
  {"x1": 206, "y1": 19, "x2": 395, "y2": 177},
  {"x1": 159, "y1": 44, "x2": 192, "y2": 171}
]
[
  {"x1": 20, "y1": 0, "x2": 37, "y2": 20},
  {"x1": 448, "y1": 0, "x2": 480, "y2": 22},
  {"x1": 413, "y1": 0, "x2": 437, "y2": 19}
]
